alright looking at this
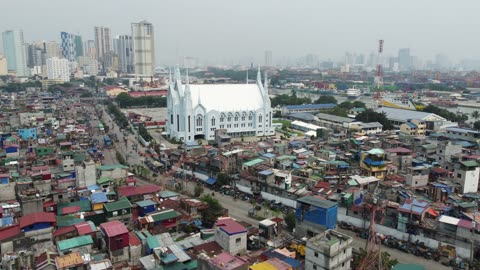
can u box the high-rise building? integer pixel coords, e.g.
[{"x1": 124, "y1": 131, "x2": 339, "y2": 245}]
[
  {"x1": 94, "y1": 26, "x2": 112, "y2": 70},
  {"x1": 264, "y1": 50, "x2": 272, "y2": 67},
  {"x1": 84, "y1": 40, "x2": 96, "y2": 59},
  {"x1": 2, "y1": 30, "x2": 28, "y2": 77},
  {"x1": 60, "y1": 32, "x2": 82, "y2": 62},
  {"x1": 435, "y1": 53, "x2": 449, "y2": 70},
  {"x1": 398, "y1": 48, "x2": 411, "y2": 70},
  {"x1": 26, "y1": 43, "x2": 44, "y2": 68},
  {"x1": 46, "y1": 57, "x2": 70, "y2": 82},
  {"x1": 114, "y1": 35, "x2": 134, "y2": 74},
  {"x1": 131, "y1": 21, "x2": 155, "y2": 77},
  {"x1": 43, "y1": 41, "x2": 62, "y2": 60},
  {"x1": 0, "y1": 55, "x2": 8, "y2": 75}
]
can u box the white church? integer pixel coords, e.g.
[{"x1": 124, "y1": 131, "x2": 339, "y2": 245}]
[{"x1": 166, "y1": 68, "x2": 275, "y2": 143}]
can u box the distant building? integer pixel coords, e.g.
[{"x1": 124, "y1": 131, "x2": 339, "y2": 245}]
[
  {"x1": 376, "y1": 107, "x2": 454, "y2": 131},
  {"x1": 305, "y1": 230, "x2": 353, "y2": 270},
  {"x1": 265, "y1": 50, "x2": 273, "y2": 67},
  {"x1": 131, "y1": 21, "x2": 155, "y2": 77},
  {"x1": 46, "y1": 57, "x2": 70, "y2": 82},
  {"x1": 60, "y1": 32, "x2": 82, "y2": 62},
  {"x1": 94, "y1": 26, "x2": 112, "y2": 71},
  {"x1": 398, "y1": 48, "x2": 411, "y2": 70},
  {"x1": 0, "y1": 54, "x2": 8, "y2": 75},
  {"x1": 114, "y1": 35, "x2": 134, "y2": 74},
  {"x1": 2, "y1": 30, "x2": 28, "y2": 77},
  {"x1": 400, "y1": 119, "x2": 426, "y2": 136},
  {"x1": 360, "y1": 148, "x2": 387, "y2": 179},
  {"x1": 281, "y1": 104, "x2": 336, "y2": 115}
]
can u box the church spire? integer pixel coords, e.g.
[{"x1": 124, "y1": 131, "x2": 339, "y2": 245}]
[
  {"x1": 256, "y1": 66, "x2": 262, "y2": 83},
  {"x1": 264, "y1": 71, "x2": 268, "y2": 94},
  {"x1": 168, "y1": 67, "x2": 173, "y2": 86}
]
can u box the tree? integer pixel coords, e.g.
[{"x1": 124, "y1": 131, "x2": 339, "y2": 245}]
[
  {"x1": 285, "y1": 212, "x2": 296, "y2": 232},
  {"x1": 194, "y1": 185, "x2": 204, "y2": 197},
  {"x1": 355, "y1": 109, "x2": 393, "y2": 130},
  {"x1": 315, "y1": 95, "x2": 337, "y2": 104},
  {"x1": 472, "y1": 111, "x2": 480, "y2": 122},
  {"x1": 200, "y1": 195, "x2": 224, "y2": 226},
  {"x1": 474, "y1": 121, "x2": 480, "y2": 130},
  {"x1": 352, "y1": 249, "x2": 398, "y2": 270},
  {"x1": 216, "y1": 172, "x2": 229, "y2": 187}
]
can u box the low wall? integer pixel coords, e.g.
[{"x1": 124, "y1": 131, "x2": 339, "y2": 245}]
[{"x1": 337, "y1": 207, "x2": 471, "y2": 258}]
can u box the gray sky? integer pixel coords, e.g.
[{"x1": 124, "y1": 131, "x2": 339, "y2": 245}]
[{"x1": 2, "y1": 0, "x2": 479, "y2": 65}]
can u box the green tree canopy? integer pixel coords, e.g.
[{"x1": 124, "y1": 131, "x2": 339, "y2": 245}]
[
  {"x1": 423, "y1": 104, "x2": 468, "y2": 122},
  {"x1": 355, "y1": 109, "x2": 393, "y2": 130},
  {"x1": 284, "y1": 212, "x2": 296, "y2": 232},
  {"x1": 200, "y1": 195, "x2": 224, "y2": 226},
  {"x1": 315, "y1": 95, "x2": 337, "y2": 104}
]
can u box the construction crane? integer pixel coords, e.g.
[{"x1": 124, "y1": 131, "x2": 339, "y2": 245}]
[
  {"x1": 373, "y1": 39, "x2": 384, "y2": 101},
  {"x1": 357, "y1": 184, "x2": 390, "y2": 270}
]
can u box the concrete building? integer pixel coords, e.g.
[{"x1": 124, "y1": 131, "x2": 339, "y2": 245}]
[
  {"x1": 453, "y1": 161, "x2": 480, "y2": 194},
  {"x1": 94, "y1": 26, "x2": 112, "y2": 70},
  {"x1": 2, "y1": 30, "x2": 28, "y2": 77},
  {"x1": 295, "y1": 196, "x2": 338, "y2": 237},
  {"x1": 114, "y1": 35, "x2": 134, "y2": 74},
  {"x1": 0, "y1": 54, "x2": 7, "y2": 75},
  {"x1": 43, "y1": 41, "x2": 62, "y2": 59},
  {"x1": 360, "y1": 148, "x2": 387, "y2": 179},
  {"x1": 167, "y1": 68, "x2": 275, "y2": 143},
  {"x1": 376, "y1": 107, "x2": 454, "y2": 131},
  {"x1": 350, "y1": 122, "x2": 383, "y2": 135},
  {"x1": 398, "y1": 48, "x2": 411, "y2": 70},
  {"x1": 131, "y1": 21, "x2": 155, "y2": 76},
  {"x1": 400, "y1": 119, "x2": 426, "y2": 136},
  {"x1": 305, "y1": 230, "x2": 353, "y2": 270},
  {"x1": 46, "y1": 57, "x2": 70, "y2": 82},
  {"x1": 75, "y1": 159, "x2": 96, "y2": 188},
  {"x1": 265, "y1": 50, "x2": 273, "y2": 67},
  {"x1": 214, "y1": 217, "x2": 247, "y2": 255}
]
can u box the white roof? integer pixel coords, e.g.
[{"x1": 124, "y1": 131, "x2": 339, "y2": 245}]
[
  {"x1": 185, "y1": 84, "x2": 265, "y2": 112},
  {"x1": 350, "y1": 175, "x2": 379, "y2": 185},
  {"x1": 438, "y1": 215, "x2": 460, "y2": 226},
  {"x1": 260, "y1": 219, "x2": 276, "y2": 226}
]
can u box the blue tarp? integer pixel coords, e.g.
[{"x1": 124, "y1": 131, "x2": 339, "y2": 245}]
[
  {"x1": 363, "y1": 158, "x2": 384, "y2": 166},
  {"x1": 205, "y1": 177, "x2": 216, "y2": 185}
]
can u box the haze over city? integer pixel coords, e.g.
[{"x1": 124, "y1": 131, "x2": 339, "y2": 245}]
[{"x1": 2, "y1": 0, "x2": 480, "y2": 66}]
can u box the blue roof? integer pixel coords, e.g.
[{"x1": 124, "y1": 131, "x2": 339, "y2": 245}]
[
  {"x1": 262, "y1": 153, "x2": 276, "y2": 158},
  {"x1": 447, "y1": 127, "x2": 480, "y2": 134},
  {"x1": 285, "y1": 103, "x2": 336, "y2": 110},
  {"x1": 90, "y1": 192, "x2": 108, "y2": 204},
  {"x1": 399, "y1": 199, "x2": 429, "y2": 215},
  {"x1": 262, "y1": 250, "x2": 302, "y2": 268},
  {"x1": 406, "y1": 122, "x2": 417, "y2": 128},
  {"x1": 136, "y1": 199, "x2": 156, "y2": 207},
  {"x1": 456, "y1": 141, "x2": 475, "y2": 147},
  {"x1": 205, "y1": 177, "x2": 216, "y2": 185},
  {"x1": 259, "y1": 170, "x2": 273, "y2": 176},
  {"x1": 87, "y1": 184, "x2": 100, "y2": 190},
  {"x1": 160, "y1": 253, "x2": 178, "y2": 264}
]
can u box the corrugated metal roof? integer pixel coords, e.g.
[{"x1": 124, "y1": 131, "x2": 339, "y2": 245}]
[
  {"x1": 57, "y1": 235, "x2": 93, "y2": 251},
  {"x1": 100, "y1": 220, "x2": 128, "y2": 237},
  {"x1": 104, "y1": 197, "x2": 132, "y2": 212}
]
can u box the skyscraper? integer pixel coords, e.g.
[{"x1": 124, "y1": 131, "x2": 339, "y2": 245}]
[
  {"x1": 43, "y1": 41, "x2": 62, "y2": 60},
  {"x1": 398, "y1": 48, "x2": 411, "y2": 70},
  {"x1": 94, "y1": 26, "x2": 112, "y2": 71},
  {"x1": 131, "y1": 21, "x2": 155, "y2": 77},
  {"x1": 2, "y1": 30, "x2": 28, "y2": 77},
  {"x1": 60, "y1": 32, "x2": 82, "y2": 62},
  {"x1": 114, "y1": 35, "x2": 134, "y2": 74},
  {"x1": 84, "y1": 40, "x2": 96, "y2": 59},
  {"x1": 46, "y1": 57, "x2": 70, "y2": 82},
  {"x1": 265, "y1": 50, "x2": 272, "y2": 67}
]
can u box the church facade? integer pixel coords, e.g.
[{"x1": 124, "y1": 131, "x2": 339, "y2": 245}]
[{"x1": 166, "y1": 68, "x2": 275, "y2": 143}]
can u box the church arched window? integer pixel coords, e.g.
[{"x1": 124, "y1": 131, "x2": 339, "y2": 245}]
[
  {"x1": 258, "y1": 114, "x2": 263, "y2": 123},
  {"x1": 227, "y1": 113, "x2": 232, "y2": 122},
  {"x1": 241, "y1": 113, "x2": 246, "y2": 121},
  {"x1": 234, "y1": 113, "x2": 239, "y2": 122},
  {"x1": 220, "y1": 114, "x2": 225, "y2": 123},
  {"x1": 211, "y1": 116, "x2": 216, "y2": 126},
  {"x1": 196, "y1": 115, "x2": 203, "y2": 127},
  {"x1": 248, "y1": 112, "x2": 253, "y2": 121}
]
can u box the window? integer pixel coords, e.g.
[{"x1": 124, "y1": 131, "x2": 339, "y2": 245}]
[
  {"x1": 234, "y1": 113, "x2": 239, "y2": 122},
  {"x1": 227, "y1": 113, "x2": 232, "y2": 122},
  {"x1": 248, "y1": 112, "x2": 253, "y2": 121},
  {"x1": 313, "y1": 266, "x2": 317, "y2": 270},
  {"x1": 211, "y1": 116, "x2": 216, "y2": 126},
  {"x1": 188, "y1": 116, "x2": 191, "y2": 132},
  {"x1": 196, "y1": 115, "x2": 203, "y2": 127},
  {"x1": 457, "y1": 173, "x2": 461, "y2": 178},
  {"x1": 258, "y1": 114, "x2": 263, "y2": 123},
  {"x1": 242, "y1": 113, "x2": 246, "y2": 121},
  {"x1": 170, "y1": 114, "x2": 173, "y2": 124},
  {"x1": 236, "y1": 238, "x2": 241, "y2": 244},
  {"x1": 314, "y1": 252, "x2": 318, "y2": 257},
  {"x1": 112, "y1": 211, "x2": 118, "y2": 217},
  {"x1": 177, "y1": 115, "x2": 180, "y2": 132},
  {"x1": 220, "y1": 114, "x2": 225, "y2": 122}
]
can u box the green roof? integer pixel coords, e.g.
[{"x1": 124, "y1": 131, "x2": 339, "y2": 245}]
[
  {"x1": 243, "y1": 158, "x2": 265, "y2": 167},
  {"x1": 136, "y1": 199, "x2": 156, "y2": 207},
  {"x1": 147, "y1": 235, "x2": 160, "y2": 249},
  {"x1": 56, "y1": 215, "x2": 84, "y2": 227},
  {"x1": 276, "y1": 155, "x2": 296, "y2": 161},
  {"x1": 365, "y1": 148, "x2": 384, "y2": 155},
  {"x1": 159, "y1": 191, "x2": 178, "y2": 198},
  {"x1": 461, "y1": 161, "x2": 479, "y2": 167},
  {"x1": 104, "y1": 197, "x2": 132, "y2": 212},
  {"x1": 74, "y1": 152, "x2": 87, "y2": 162},
  {"x1": 183, "y1": 260, "x2": 198, "y2": 270},
  {"x1": 97, "y1": 164, "x2": 129, "y2": 171},
  {"x1": 421, "y1": 144, "x2": 437, "y2": 149},
  {"x1": 150, "y1": 210, "x2": 180, "y2": 222},
  {"x1": 392, "y1": 264, "x2": 425, "y2": 270},
  {"x1": 57, "y1": 235, "x2": 93, "y2": 251},
  {"x1": 97, "y1": 176, "x2": 112, "y2": 185},
  {"x1": 348, "y1": 180, "x2": 359, "y2": 186},
  {"x1": 457, "y1": 201, "x2": 477, "y2": 208},
  {"x1": 297, "y1": 196, "x2": 337, "y2": 208},
  {"x1": 57, "y1": 200, "x2": 92, "y2": 215}
]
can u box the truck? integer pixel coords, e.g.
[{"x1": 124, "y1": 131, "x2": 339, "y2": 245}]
[{"x1": 103, "y1": 135, "x2": 112, "y2": 148}]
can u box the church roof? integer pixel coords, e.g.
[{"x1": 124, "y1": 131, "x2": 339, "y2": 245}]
[{"x1": 182, "y1": 84, "x2": 266, "y2": 112}]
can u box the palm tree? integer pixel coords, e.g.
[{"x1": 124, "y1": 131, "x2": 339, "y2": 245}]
[{"x1": 472, "y1": 111, "x2": 480, "y2": 122}]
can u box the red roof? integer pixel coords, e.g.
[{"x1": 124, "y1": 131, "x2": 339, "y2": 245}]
[
  {"x1": 53, "y1": 226, "x2": 76, "y2": 237},
  {"x1": 19, "y1": 212, "x2": 56, "y2": 228},
  {"x1": 215, "y1": 217, "x2": 247, "y2": 235},
  {"x1": 129, "y1": 231, "x2": 141, "y2": 246},
  {"x1": 74, "y1": 222, "x2": 95, "y2": 235},
  {"x1": 0, "y1": 224, "x2": 21, "y2": 241},
  {"x1": 100, "y1": 220, "x2": 128, "y2": 237},
  {"x1": 431, "y1": 167, "x2": 451, "y2": 174},
  {"x1": 62, "y1": 206, "x2": 80, "y2": 215},
  {"x1": 118, "y1": 184, "x2": 161, "y2": 197},
  {"x1": 315, "y1": 182, "x2": 330, "y2": 189},
  {"x1": 192, "y1": 241, "x2": 223, "y2": 256}
]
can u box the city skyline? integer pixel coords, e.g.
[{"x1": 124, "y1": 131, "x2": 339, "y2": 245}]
[{"x1": 1, "y1": 0, "x2": 480, "y2": 66}]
